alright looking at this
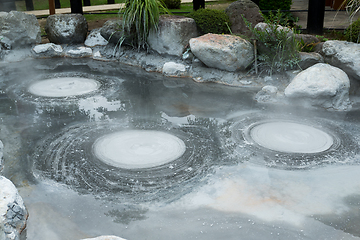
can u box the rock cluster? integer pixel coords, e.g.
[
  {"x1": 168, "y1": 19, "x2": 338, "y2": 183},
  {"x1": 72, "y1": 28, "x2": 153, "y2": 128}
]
[
  {"x1": 0, "y1": 11, "x2": 41, "y2": 49},
  {"x1": 0, "y1": 176, "x2": 28, "y2": 240}
]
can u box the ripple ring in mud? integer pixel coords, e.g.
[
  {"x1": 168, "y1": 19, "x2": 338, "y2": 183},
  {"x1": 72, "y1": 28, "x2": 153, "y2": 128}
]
[
  {"x1": 220, "y1": 113, "x2": 360, "y2": 169},
  {"x1": 32, "y1": 121, "x2": 216, "y2": 201},
  {"x1": 6, "y1": 72, "x2": 125, "y2": 114}
]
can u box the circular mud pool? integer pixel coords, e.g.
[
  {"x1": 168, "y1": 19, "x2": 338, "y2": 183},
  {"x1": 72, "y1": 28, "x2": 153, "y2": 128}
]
[
  {"x1": 28, "y1": 77, "x2": 101, "y2": 97},
  {"x1": 93, "y1": 130, "x2": 186, "y2": 169},
  {"x1": 221, "y1": 112, "x2": 359, "y2": 169},
  {"x1": 247, "y1": 121, "x2": 334, "y2": 154},
  {"x1": 32, "y1": 121, "x2": 217, "y2": 202}
]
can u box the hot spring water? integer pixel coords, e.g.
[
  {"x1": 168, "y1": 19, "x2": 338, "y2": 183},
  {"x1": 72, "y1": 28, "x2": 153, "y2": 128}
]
[{"x1": 1, "y1": 58, "x2": 360, "y2": 240}]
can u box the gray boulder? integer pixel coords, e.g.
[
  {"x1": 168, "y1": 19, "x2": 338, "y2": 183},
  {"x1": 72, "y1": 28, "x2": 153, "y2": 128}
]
[
  {"x1": 0, "y1": 176, "x2": 28, "y2": 240},
  {"x1": 99, "y1": 20, "x2": 134, "y2": 46},
  {"x1": 148, "y1": 15, "x2": 198, "y2": 56},
  {"x1": 295, "y1": 34, "x2": 320, "y2": 46},
  {"x1": 189, "y1": 33, "x2": 254, "y2": 72},
  {"x1": 45, "y1": 14, "x2": 88, "y2": 44},
  {"x1": 225, "y1": 0, "x2": 263, "y2": 36},
  {"x1": 0, "y1": 11, "x2": 41, "y2": 49},
  {"x1": 298, "y1": 52, "x2": 324, "y2": 69},
  {"x1": 285, "y1": 63, "x2": 351, "y2": 110},
  {"x1": 321, "y1": 40, "x2": 360, "y2": 81}
]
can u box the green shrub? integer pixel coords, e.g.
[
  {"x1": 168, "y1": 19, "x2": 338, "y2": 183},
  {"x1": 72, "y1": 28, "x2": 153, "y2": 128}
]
[
  {"x1": 243, "y1": 10, "x2": 300, "y2": 75},
  {"x1": 345, "y1": 17, "x2": 360, "y2": 43},
  {"x1": 161, "y1": 0, "x2": 181, "y2": 9},
  {"x1": 259, "y1": 0, "x2": 292, "y2": 10},
  {"x1": 187, "y1": 9, "x2": 231, "y2": 34}
]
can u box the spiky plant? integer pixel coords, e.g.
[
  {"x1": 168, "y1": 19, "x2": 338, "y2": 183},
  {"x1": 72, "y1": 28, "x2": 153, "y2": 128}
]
[
  {"x1": 119, "y1": 0, "x2": 169, "y2": 50},
  {"x1": 344, "y1": 0, "x2": 360, "y2": 22}
]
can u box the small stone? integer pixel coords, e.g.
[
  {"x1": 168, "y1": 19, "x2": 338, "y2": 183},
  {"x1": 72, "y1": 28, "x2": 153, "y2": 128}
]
[
  {"x1": 162, "y1": 62, "x2": 187, "y2": 76},
  {"x1": 85, "y1": 29, "x2": 108, "y2": 47},
  {"x1": 32, "y1": 43, "x2": 63, "y2": 58},
  {"x1": 65, "y1": 46, "x2": 93, "y2": 58}
]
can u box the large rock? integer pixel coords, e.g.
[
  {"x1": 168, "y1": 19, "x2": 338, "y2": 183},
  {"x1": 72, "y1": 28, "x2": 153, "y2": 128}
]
[
  {"x1": 148, "y1": 15, "x2": 198, "y2": 56},
  {"x1": 45, "y1": 14, "x2": 88, "y2": 44},
  {"x1": 0, "y1": 176, "x2": 28, "y2": 240},
  {"x1": 285, "y1": 63, "x2": 351, "y2": 110},
  {"x1": 225, "y1": 0, "x2": 263, "y2": 36},
  {"x1": 189, "y1": 33, "x2": 254, "y2": 72},
  {"x1": 321, "y1": 40, "x2": 360, "y2": 81},
  {"x1": 99, "y1": 20, "x2": 134, "y2": 46},
  {"x1": 0, "y1": 11, "x2": 41, "y2": 49}
]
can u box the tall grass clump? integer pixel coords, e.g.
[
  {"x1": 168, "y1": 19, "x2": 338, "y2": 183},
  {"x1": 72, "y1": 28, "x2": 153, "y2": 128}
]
[
  {"x1": 119, "y1": 0, "x2": 169, "y2": 50},
  {"x1": 344, "y1": 0, "x2": 360, "y2": 22},
  {"x1": 243, "y1": 10, "x2": 300, "y2": 75}
]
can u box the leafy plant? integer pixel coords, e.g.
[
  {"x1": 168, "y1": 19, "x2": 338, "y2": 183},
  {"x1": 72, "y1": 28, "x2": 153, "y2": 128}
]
[
  {"x1": 186, "y1": 8, "x2": 231, "y2": 34},
  {"x1": 315, "y1": 34, "x2": 329, "y2": 42},
  {"x1": 345, "y1": 16, "x2": 360, "y2": 43},
  {"x1": 243, "y1": 10, "x2": 300, "y2": 75},
  {"x1": 119, "y1": 0, "x2": 169, "y2": 50},
  {"x1": 297, "y1": 38, "x2": 316, "y2": 52}
]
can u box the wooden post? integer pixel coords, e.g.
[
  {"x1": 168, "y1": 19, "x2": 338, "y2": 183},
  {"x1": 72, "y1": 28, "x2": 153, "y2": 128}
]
[
  {"x1": 48, "y1": 0, "x2": 55, "y2": 15},
  {"x1": 307, "y1": 0, "x2": 326, "y2": 34}
]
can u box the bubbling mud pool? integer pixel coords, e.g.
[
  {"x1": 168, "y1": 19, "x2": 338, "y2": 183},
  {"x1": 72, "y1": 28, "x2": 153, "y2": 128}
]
[{"x1": 1, "y1": 58, "x2": 360, "y2": 240}]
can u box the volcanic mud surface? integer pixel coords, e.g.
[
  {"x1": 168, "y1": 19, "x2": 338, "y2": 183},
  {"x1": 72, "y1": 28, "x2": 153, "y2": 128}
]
[{"x1": 1, "y1": 58, "x2": 360, "y2": 240}]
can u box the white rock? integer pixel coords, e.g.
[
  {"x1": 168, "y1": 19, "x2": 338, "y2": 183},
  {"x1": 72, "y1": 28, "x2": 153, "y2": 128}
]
[
  {"x1": 65, "y1": 46, "x2": 92, "y2": 58},
  {"x1": 285, "y1": 63, "x2": 351, "y2": 110},
  {"x1": 0, "y1": 11, "x2": 41, "y2": 49},
  {"x1": 255, "y1": 85, "x2": 278, "y2": 102},
  {"x1": 85, "y1": 29, "x2": 108, "y2": 47},
  {"x1": 0, "y1": 176, "x2": 28, "y2": 240},
  {"x1": 189, "y1": 33, "x2": 254, "y2": 72},
  {"x1": 322, "y1": 40, "x2": 360, "y2": 81},
  {"x1": 32, "y1": 43, "x2": 63, "y2": 58},
  {"x1": 162, "y1": 62, "x2": 187, "y2": 76},
  {"x1": 81, "y1": 236, "x2": 126, "y2": 240}
]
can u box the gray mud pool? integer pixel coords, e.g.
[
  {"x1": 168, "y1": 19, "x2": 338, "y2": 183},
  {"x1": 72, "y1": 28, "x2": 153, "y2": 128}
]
[{"x1": 1, "y1": 58, "x2": 360, "y2": 240}]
